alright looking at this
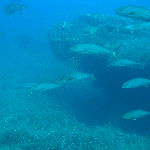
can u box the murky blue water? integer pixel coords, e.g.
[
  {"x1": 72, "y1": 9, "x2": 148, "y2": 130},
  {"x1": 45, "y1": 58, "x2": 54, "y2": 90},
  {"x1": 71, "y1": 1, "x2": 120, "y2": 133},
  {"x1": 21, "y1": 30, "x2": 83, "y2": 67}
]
[{"x1": 0, "y1": 0, "x2": 150, "y2": 149}]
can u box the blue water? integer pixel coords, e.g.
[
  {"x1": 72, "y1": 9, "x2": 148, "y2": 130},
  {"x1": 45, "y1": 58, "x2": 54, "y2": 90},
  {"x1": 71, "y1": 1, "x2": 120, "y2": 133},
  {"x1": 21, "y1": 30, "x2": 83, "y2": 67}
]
[{"x1": 1, "y1": 0, "x2": 150, "y2": 149}]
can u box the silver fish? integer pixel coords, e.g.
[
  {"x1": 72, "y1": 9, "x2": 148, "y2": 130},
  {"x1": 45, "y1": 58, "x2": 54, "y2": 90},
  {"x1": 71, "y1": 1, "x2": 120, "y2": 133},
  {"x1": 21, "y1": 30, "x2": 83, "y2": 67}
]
[
  {"x1": 30, "y1": 82, "x2": 60, "y2": 92},
  {"x1": 115, "y1": 5, "x2": 150, "y2": 21},
  {"x1": 55, "y1": 71, "x2": 95, "y2": 85},
  {"x1": 109, "y1": 59, "x2": 143, "y2": 69},
  {"x1": 133, "y1": 22, "x2": 150, "y2": 30},
  {"x1": 22, "y1": 82, "x2": 37, "y2": 88},
  {"x1": 4, "y1": 3, "x2": 29, "y2": 15},
  {"x1": 70, "y1": 44, "x2": 118, "y2": 60},
  {"x1": 122, "y1": 77, "x2": 150, "y2": 88},
  {"x1": 123, "y1": 109, "x2": 150, "y2": 120}
]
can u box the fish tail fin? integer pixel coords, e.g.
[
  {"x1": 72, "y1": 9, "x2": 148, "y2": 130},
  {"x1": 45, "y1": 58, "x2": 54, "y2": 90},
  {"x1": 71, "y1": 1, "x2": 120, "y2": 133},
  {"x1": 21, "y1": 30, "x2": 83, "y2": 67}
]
[
  {"x1": 92, "y1": 70, "x2": 96, "y2": 80},
  {"x1": 25, "y1": 3, "x2": 29, "y2": 10}
]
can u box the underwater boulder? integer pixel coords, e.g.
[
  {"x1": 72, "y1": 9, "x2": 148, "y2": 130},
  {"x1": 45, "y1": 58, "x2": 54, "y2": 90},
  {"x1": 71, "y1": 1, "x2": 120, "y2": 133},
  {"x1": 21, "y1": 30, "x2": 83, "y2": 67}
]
[{"x1": 47, "y1": 12, "x2": 150, "y2": 85}]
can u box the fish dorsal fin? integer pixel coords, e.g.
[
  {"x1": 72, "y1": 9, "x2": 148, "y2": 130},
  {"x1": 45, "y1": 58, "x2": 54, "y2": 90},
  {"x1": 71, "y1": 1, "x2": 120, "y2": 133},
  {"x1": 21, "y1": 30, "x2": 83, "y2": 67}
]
[
  {"x1": 140, "y1": 6, "x2": 148, "y2": 10},
  {"x1": 129, "y1": 5, "x2": 147, "y2": 10}
]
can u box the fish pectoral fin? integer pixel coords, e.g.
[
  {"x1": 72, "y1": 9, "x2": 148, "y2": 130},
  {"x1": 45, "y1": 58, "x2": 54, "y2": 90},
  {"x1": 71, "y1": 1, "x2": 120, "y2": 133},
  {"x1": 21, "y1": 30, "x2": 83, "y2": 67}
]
[
  {"x1": 19, "y1": 10, "x2": 22, "y2": 14},
  {"x1": 113, "y1": 52, "x2": 119, "y2": 60},
  {"x1": 131, "y1": 117, "x2": 136, "y2": 120},
  {"x1": 62, "y1": 85, "x2": 65, "y2": 90},
  {"x1": 139, "y1": 63, "x2": 144, "y2": 69}
]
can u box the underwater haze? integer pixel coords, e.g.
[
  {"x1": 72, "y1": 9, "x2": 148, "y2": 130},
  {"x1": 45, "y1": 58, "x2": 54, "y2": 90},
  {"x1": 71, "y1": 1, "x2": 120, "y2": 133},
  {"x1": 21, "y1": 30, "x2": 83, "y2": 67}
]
[{"x1": 1, "y1": 0, "x2": 150, "y2": 149}]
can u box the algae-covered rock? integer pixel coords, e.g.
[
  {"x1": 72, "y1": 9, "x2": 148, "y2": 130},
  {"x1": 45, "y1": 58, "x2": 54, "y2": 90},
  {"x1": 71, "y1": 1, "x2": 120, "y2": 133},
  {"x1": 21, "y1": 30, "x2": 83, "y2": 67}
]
[{"x1": 48, "y1": 12, "x2": 150, "y2": 70}]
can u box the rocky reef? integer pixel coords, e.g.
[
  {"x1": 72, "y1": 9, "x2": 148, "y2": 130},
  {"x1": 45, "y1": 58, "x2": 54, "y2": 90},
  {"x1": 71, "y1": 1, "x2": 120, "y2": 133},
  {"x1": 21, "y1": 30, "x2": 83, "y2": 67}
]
[{"x1": 48, "y1": 12, "x2": 150, "y2": 71}]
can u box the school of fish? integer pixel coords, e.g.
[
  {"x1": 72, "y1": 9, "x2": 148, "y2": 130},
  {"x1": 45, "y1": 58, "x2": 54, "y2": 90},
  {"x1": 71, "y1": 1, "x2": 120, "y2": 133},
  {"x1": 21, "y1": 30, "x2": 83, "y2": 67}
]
[
  {"x1": 19, "y1": 4, "x2": 150, "y2": 121},
  {"x1": 115, "y1": 5, "x2": 150, "y2": 120},
  {"x1": 23, "y1": 71, "x2": 96, "y2": 92}
]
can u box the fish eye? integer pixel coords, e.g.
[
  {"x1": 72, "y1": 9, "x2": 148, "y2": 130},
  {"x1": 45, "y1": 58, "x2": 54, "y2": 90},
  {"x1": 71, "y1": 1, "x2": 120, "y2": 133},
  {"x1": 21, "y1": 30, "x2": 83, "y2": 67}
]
[
  {"x1": 68, "y1": 78, "x2": 72, "y2": 81},
  {"x1": 137, "y1": 24, "x2": 140, "y2": 27},
  {"x1": 129, "y1": 12, "x2": 135, "y2": 15},
  {"x1": 119, "y1": 8, "x2": 123, "y2": 12},
  {"x1": 83, "y1": 50, "x2": 87, "y2": 52},
  {"x1": 72, "y1": 46, "x2": 77, "y2": 50}
]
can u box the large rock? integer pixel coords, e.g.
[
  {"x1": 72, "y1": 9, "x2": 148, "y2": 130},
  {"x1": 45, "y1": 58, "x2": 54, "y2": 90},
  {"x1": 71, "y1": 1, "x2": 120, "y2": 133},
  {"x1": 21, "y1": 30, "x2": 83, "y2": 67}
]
[{"x1": 48, "y1": 12, "x2": 150, "y2": 74}]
